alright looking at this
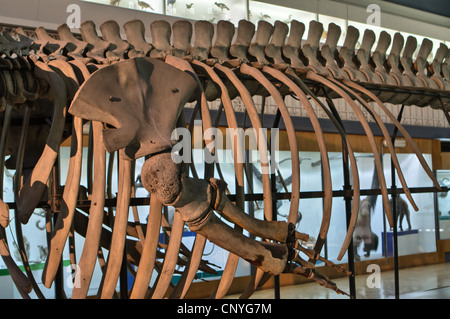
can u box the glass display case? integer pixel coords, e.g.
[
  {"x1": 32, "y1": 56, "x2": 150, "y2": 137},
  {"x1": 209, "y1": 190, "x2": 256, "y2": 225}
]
[
  {"x1": 0, "y1": 140, "x2": 442, "y2": 296},
  {"x1": 380, "y1": 153, "x2": 436, "y2": 257},
  {"x1": 166, "y1": 0, "x2": 248, "y2": 26},
  {"x1": 81, "y1": 0, "x2": 248, "y2": 26},
  {"x1": 249, "y1": 1, "x2": 316, "y2": 38},
  {"x1": 82, "y1": 0, "x2": 164, "y2": 14},
  {"x1": 347, "y1": 20, "x2": 443, "y2": 58}
]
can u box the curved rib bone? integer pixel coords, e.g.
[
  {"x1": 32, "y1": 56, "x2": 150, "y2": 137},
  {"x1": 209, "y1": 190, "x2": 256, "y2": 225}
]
[
  {"x1": 29, "y1": 58, "x2": 84, "y2": 290},
  {"x1": 343, "y1": 80, "x2": 442, "y2": 191},
  {"x1": 0, "y1": 199, "x2": 8, "y2": 228},
  {"x1": 214, "y1": 64, "x2": 273, "y2": 220},
  {"x1": 307, "y1": 71, "x2": 394, "y2": 227},
  {"x1": 129, "y1": 196, "x2": 163, "y2": 299},
  {"x1": 41, "y1": 115, "x2": 83, "y2": 288},
  {"x1": 0, "y1": 227, "x2": 32, "y2": 298},
  {"x1": 13, "y1": 104, "x2": 45, "y2": 299},
  {"x1": 190, "y1": 59, "x2": 245, "y2": 299},
  {"x1": 160, "y1": 51, "x2": 223, "y2": 298},
  {"x1": 169, "y1": 232, "x2": 207, "y2": 299},
  {"x1": 241, "y1": 64, "x2": 300, "y2": 226},
  {"x1": 151, "y1": 212, "x2": 184, "y2": 298},
  {"x1": 71, "y1": 121, "x2": 106, "y2": 299},
  {"x1": 0, "y1": 101, "x2": 32, "y2": 298},
  {"x1": 286, "y1": 71, "x2": 360, "y2": 260},
  {"x1": 100, "y1": 152, "x2": 131, "y2": 298},
  {"x1": 264, "y1": 66, "x2": 332, "y2": 236},
  {"x1": 17, "y1": 61, "x2": 67, "y2": 224},
  {"x1": 327, "y1": 76, "x2": 418, "y2": 211}
]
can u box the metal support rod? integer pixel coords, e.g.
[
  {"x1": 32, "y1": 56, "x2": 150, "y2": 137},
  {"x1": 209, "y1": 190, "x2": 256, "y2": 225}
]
[
  {"x1": 271, "y1": 108, "x2": 281, "y2": 299},
  {"x1": 320, "y1": 147, "x2": 329, "y2": 261},
  {"x1": 119, "y1": 154, "x2": 129, "y2": 299},
  {"x1": 323, "y1": 88, "x2": 356, "y2": 299},
  {"x1": 13, "y1": 105, "x2": 46, "y2": 299},
  {"x1": 59, "y1": 185, "x2": 446, "y2": 210},
  {"x1": 120, "y1": 246, "x2": 128, "y2": 299},
  {"x1": 391, "y1": 104, "x2": 405, "y2": 299},
  {"x1": 433, "y1": 174, "x2": 441, "y2": 243},
  {"x1": 245, "y1": 150, "x2": 257, "y2": 279},
  {"x1": 51, "y1": 157, "x2": 65, "y2": 299},
  {"x1": 381, "y1": 145, "x2": 388, "y2": 260}
]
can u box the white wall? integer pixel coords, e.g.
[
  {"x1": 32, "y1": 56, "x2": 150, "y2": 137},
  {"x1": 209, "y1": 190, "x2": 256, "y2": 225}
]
[
  {"x1": 0, "y1": 0, "x2": 188, "y2": 40},
  {"x1": 0, "y1": 0, "x2": 448, "y2": 42}
]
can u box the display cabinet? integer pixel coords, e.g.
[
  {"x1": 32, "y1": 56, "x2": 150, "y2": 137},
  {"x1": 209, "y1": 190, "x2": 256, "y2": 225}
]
[
  {"x1": 249, "y1": 1, "x2": 316, "y2": 37},
  {"x1": 0, "y1": 132, "x2": 444, "y2": 297},
  {"x1": 166, "y1": 0, "x2": 248, "y2": 26},
  {"x1": 82, "y1": 0, "x2": 164, "y2": 14}
]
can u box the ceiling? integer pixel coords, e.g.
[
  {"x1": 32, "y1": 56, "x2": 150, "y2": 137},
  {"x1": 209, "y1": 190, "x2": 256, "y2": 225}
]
[{"x1": 384, "y1": 0, "x2": 450, "y2": 18}]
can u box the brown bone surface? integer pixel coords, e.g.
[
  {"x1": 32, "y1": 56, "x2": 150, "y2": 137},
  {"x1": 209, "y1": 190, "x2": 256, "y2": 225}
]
[{"x1": 0, "y1": 14, "x2": 448, "y2": 300}]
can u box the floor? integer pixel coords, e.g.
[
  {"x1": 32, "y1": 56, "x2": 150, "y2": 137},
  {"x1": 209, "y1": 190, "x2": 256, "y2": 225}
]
[{"x1": 225, "y1": 263, "x2": 450, "y2": 299}]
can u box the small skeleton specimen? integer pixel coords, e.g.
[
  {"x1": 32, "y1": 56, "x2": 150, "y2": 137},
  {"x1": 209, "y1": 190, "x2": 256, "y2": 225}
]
[
  {"x1": 137, "y1": 0, "x2": 154, "y2": 10},
  {"x1": 214, "y1": 2, "x2": 230, "y2": 11},
  {"x1": 390, "y1": 196, "x2": 412, "y2": 231}
]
